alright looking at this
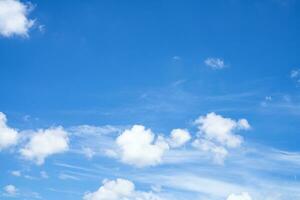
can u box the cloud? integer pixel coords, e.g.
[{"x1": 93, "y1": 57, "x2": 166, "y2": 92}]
[
  {"x1": 20, "y1": 127, "x2": 69, "y2": 165},
  {"x1": 3, "y1": 184, "x2": 18, "y2": 196},
  {"x1": 192, "y1": 139, "x2": 228, "y2": 164},
  {"x1": 227, "y1": 192, "x2": 252, "y2": 200},
  {"x1": 82, "y1": 147, "x2": 96, "y2": 159},
  {"x1": 194, "y1": 112, "x2": 250, "y2": 148},
  {"x1": 0, "y1": 0, "x2": 35, "y2": 37},
  {"x1": 168, "y1": 129, "x2": 191, "y2": 148},
  {"x1": 204, "y1": 57, "x2": 226, "y2": 69},
  {"x1": 11, "y1": 170, "x2": 21, "y2": 177},
  {"x1": 0, "y1": 112, "x2": 19, "y2": 151},
  {"x1": 192, "y1": 113, "x2": 250, "y2": 163},
  {"x1": 290, "y1": 69, "x2": 300, "y2": 84},
  {"x1": 83, "y1": 178, "x2": 162, "y2": 200},
  {"x1": 115, "y1": 125, "x2": 169, "y2": 167}
]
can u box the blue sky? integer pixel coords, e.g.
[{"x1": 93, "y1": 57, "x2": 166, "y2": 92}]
[{"x1": 0, "y1": 0, "x2": 300, "y2": 200}]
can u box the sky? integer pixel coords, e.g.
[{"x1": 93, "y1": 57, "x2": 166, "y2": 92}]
[{"x1": 0, "y1": 0, "x2": 300, "y2": 199}]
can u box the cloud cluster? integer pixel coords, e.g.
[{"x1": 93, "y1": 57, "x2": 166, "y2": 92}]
[
  {"x1": 204, "y1": 57, "x2": 226, "y2": 69},
  {"x1": 0, "y1": 0, "x2": 35, "y2": 37},
  {"x1": 110, "y1": 125, "x2": 192, "y2": 167},
  {"x1": 193, "y1": 112, "x2": 250, "y2": 163},
  {"x1": 0, "y1": 112, "x2": 19, "y2": 151},
  {"x1": 20, "y1": 127, "x2": 69, "y2": 165},
  {"x1": 83, "y1": 178, "x2": 162, "y2": 200}
]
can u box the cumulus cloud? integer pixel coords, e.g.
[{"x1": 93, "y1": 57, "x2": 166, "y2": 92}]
[
  {"x1": 195, "y1": 112, "x2": 250, "y2": 148},
  {"x1": 204, "y1": 57, "x2": 226, "y2": 69},
  {"x1": 193, "y1": 113, "x2": 250, "y2": 163},
  {"x1": 20, "y1": 127, "x2": 69, "y2": 165},
  {"x1": 83, "y1": 178, "x2": 162, "y2": 200},
  {"x1": 168, "y1": 129, "x2": 191, "y2": 148},
  {"x1": 0, "y1": 0, "x2": 35, "y2": 37},
  {"x1": 227, "y1": 192, "x2": 252, "y2": 200},
  {"x1": 115, "y1": 125, "x2": 169, "y2": 167},
  {"x1": 0, "y1": 112, "x2": 19, "y2": 151},
  {"x1": 3, "y1": 184, "x2": 18, "y2": 196}
]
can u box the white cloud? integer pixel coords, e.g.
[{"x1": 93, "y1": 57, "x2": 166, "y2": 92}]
[
  {"x1": 0, "y1": 112, "x2": 19, "y2": 151},
  {"x1": 204, "y1": 57, "x2": 226, "y2": 69},
  {"x1": 168, "y1": 129, "x2": 191, "y2": 148},
  {"x1": 82, "y1": 147, "x2": 96, "y2": 159},
  {"x1": 194, "y1": 112, "x2": 250, "y2": 148},
  {"x1": 192, "y1": 113, "x2": 250, "y2": 163},
  {"x1": 192, "y1": 139, "x2": 228, "y2": 164},
  {"x1": 11, "y1": 170, "x2": 21, "y2": 177},
  {"x1": 227, "y1": 192, "x2": 252, "y2": 200},
  {"x1": 115, "y1": 125, "x2": 169, "y2": 167},
  {"x1": 83, "y1": 178, "x2": 162, "y2": 200},
  {"x1": 20, "y1": 126, "x2": 69, "y2": 165},
  {"x1": 3, "y1": 184, "x2": 18, "y2": 196},
  {"x1": 0, "y1": 0, "x2": 35, "y2": 37},
  {"x1": 290, "y1": 69, "x2": 300, "y2": 84}
]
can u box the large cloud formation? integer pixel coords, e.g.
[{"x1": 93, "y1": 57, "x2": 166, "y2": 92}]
[
  {"x1": 83, "y1": 178, "x2": 162, "y2": 200},
  {"x1": 20, "y1": 127, "x2": 69, "y2": 165},
  {"x1": 0, "y1": 0, "x2": 35, "y2": 37},
  {"x1": 0, "y1": 112, "x2": 19, "y2": 151}
]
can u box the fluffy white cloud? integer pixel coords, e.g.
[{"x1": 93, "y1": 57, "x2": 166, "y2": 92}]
[
  {"x1": 0, "y1": 112, "x2": 19, "y2": 151},
  {"x1": 227, "y1": 192, "x2": 252, "y2": 200},
  {"x1": 83, "y1": 179, "x2": 162, "y2": 200},
  {"x1": 204, "y1": 57, "x2": 225, "y2": 69},
  {"x1": 115, "y1": 125, "x2": 169, "y2": 167},
  {"x1": 20, "y1": 126, "x2": 69, "y2": 165},
  {"x1": 195, "y1": 112, "x2": 250, "y2": 148},
  {"x1": 3, "y1": 184, "x2": 18, "y2": 196},
  {"x1": 168, "y1": 129, "x2": 191, "y2": 148},
  {"x1": 0, "y1": 0, "x2": 35, "y2": 37}
]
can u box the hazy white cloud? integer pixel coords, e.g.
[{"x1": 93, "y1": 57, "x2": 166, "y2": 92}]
[
  {"x1": 83, "y1": 178, "x2": 162, "y2": 200},
  {"x1": 192, "y1": 139, "x2": 228, "y2": 164},
  {"x1": 195, "y1": 112, "x2": 250, "y2": 148},
  {"x1": 290, "y1": 69, "x2": 300, "y2": 84},
  {"x1": 20, "y1": 127, "x2": 69, "y2": 165},
  {"x1": 168, "y1": 129, "x2": 191, "y2": 148},
  {"x1": 59, "y1": 173, "x2": 80, "y2": 181},
  {"x1": 204, "y1": 57, "x2": 226, "y2": 69},
  {"x1": 82, "y1": 147, "x2": 96, "y2": 159},
  {"x1": 115, "y1": 125, "x2": 169, "y2": 167},
  {"x1": 0, "y1": 0, "x2": 35, "y2": 37},
  {"x1": 227, "y1": 192, "x2": 252, "y2": 200},
  {"x1": 3, "y1": 184, "x2": 18, "y2": 196},
  {"x1": 11, "y1": 170, "x2": 21, "y2": 177},
  {"x1": 40, "y1": 171, "x2": 48, "y2": 179},
  {"x1": 0, "y1": 112, "x2": 19, "y2": 151}
]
